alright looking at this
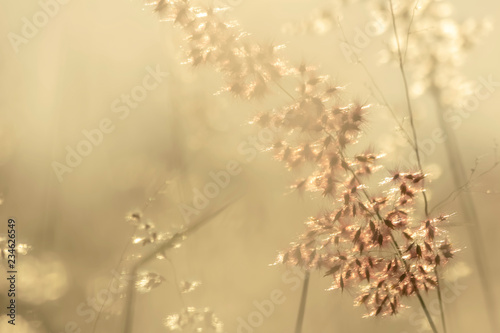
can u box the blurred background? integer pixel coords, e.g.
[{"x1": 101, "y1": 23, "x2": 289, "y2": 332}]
[{"x1": 0, "y1": 0, "x2": 499, "y2": 332}]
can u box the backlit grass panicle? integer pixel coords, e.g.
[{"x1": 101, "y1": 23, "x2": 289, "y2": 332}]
[
  {"x1": 279, "y1": 166, "x2": 456, "y2": 317},
  {"x1": 146, "y1": 0, "x2": 457, "y2": 325},
  {"x1": 148, "y1": 0, "x2": 290, "y2": 100}
]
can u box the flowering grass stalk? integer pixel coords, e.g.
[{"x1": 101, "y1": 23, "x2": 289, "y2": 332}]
[
  {"x1": 376, "y1": 1, "x2": 496, "y2": 331},
  {"x1": 145, "y1": 1, "x2": 459, "y2": 331},
  {"x1": 387, "y1": 0, "x2": 443, "y2": 330}
]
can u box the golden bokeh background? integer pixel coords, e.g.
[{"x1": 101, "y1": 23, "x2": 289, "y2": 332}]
[{"x1": 0, "y1": 0, "x2": 499, "y2": 332}]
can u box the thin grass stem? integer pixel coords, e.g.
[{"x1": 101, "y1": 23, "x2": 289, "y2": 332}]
[
  {"x1": 388, "y1": 2, "x2": 444, "y2": 332},
  {"x1": 294, "y1": 270, "x2": 310, "y2": 333}
]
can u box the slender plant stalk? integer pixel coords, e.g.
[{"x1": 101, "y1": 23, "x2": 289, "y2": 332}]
[
  {"x1": 336, "y1": 19, "x2": 416, "y2": 149},
  {"x1": 388, "y1": 2, "x2": 445, "y2": 332},
  {"x1": 336, "y1": 13, "x2": 442, "y2": 329},
  {"x1": 388, "y1": 0, "x2": 429, "y2": 217},
  {"x1": 294, "y1": 270, "x2": 310, "y2": 333},
  {"x1": 434, "y1": 267, "x2": 447, "y2": 333}
]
